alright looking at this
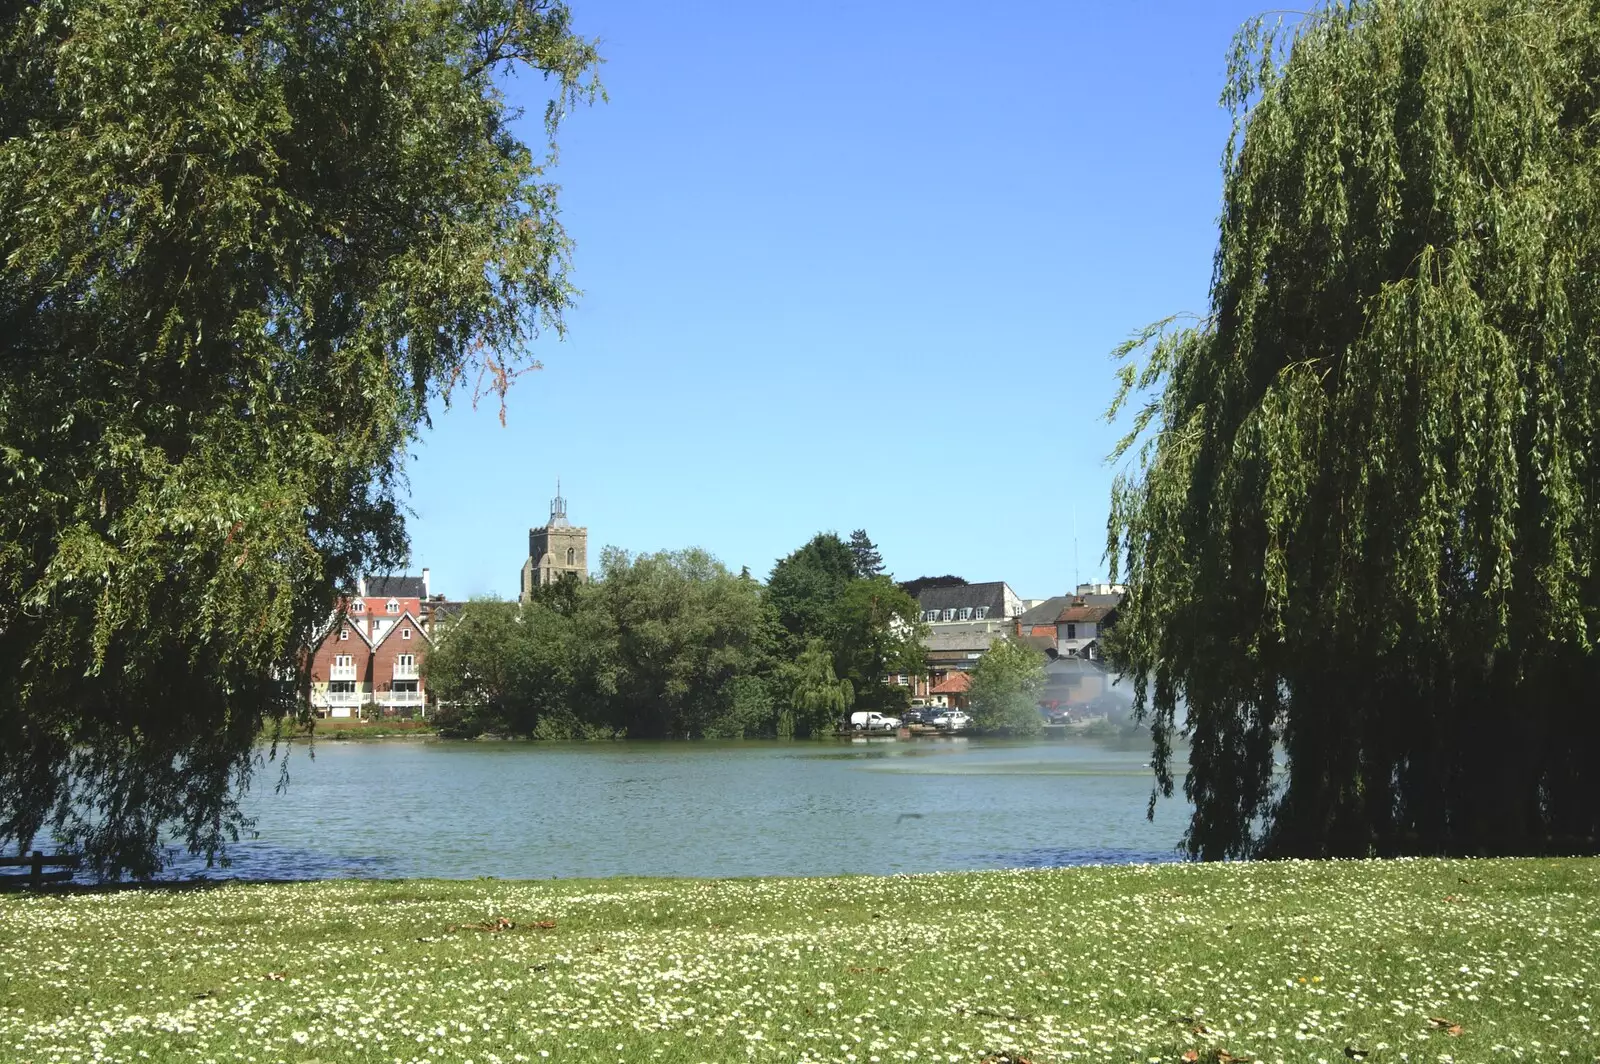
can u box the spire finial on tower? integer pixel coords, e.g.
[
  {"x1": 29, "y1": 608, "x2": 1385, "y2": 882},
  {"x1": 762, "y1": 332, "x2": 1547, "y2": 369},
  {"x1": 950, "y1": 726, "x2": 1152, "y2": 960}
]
[{"x1": 549, "y1": 478, "x2": 569, "y2": 527}]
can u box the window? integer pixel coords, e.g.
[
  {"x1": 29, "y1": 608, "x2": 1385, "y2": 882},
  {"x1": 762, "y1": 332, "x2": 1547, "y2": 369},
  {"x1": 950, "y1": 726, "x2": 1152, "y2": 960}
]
[
  {"x1": 351, "y1": 600, "x2": 365, "y2": 613},
  {"x1": 943, "y1": 608, "x2": 955, "y2": 621},
  {"x1": 396, "y1": 654, "x2": 416, "y2": 671},
  {"x1": 1011, "y1": 603, "x2": 1023, "y2": 617},
  {"x1": 1066, "y1": 623, "x2": 1077, "y2": 639},
  {"x1": 335, "y1": 655, "x2": 352, "y2": 668},
  {"x1": 339, "y1": 628, "x2": 349, "y2": 641},
  {"x1": 974, "y1": 606, "x2": 988, "y2": 619},
  {"x1": 957, "y1": 607, "x2": 971, "y2": 621},
  {"x1": 386, "y1": 598, "x2": 400, "y2": 614},
  {"x1": 329, "y1": 680, "x2": 355, "y2": 694},
  {"x1": 401, "y1": 627, "x2": 411, "y2": 640},
  {"x1": 370, "y1": 618, "x2": 378, "y2": 632},
  {"x1": 566, "y1": 547, "x2": 576, "y2": 565}
]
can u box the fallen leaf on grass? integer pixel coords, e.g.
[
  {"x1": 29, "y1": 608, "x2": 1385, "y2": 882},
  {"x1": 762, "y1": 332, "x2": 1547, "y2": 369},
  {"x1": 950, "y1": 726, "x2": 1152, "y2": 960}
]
[
  {"x1": 1427, "y1": 1017, "x2": 1463, "y2": 1036},
  {"x1": 533, "y1": 919, "x2": 557, "y2": 930},
  {"x1": 1182, "y1": 1051, "x2": 1199, "y2": 1062}
]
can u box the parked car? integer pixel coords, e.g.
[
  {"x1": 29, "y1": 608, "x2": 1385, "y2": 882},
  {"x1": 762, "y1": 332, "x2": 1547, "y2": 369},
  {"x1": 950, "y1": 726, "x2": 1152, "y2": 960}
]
[
  {"x1": 848, "y1": 711, "x2": 902, "y2": 732},
  {"x1": 931, "y1": 709, "x2": 971, "y2": 732},
  {"x1": 903, "y1": 707, "x2": 932, "y2": 725}
]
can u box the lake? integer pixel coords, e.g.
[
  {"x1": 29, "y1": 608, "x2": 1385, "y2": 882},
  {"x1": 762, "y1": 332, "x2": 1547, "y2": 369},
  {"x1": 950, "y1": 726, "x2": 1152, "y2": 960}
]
[{"x1": 164, "y1": 736, "x2": 1189, "y2": 881}]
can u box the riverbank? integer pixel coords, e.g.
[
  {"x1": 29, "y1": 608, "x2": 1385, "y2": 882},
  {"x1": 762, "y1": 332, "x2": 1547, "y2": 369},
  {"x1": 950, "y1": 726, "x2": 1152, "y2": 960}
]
[{"x1": 2, "y1": 859, "x2": 1593, "y2": 1063}]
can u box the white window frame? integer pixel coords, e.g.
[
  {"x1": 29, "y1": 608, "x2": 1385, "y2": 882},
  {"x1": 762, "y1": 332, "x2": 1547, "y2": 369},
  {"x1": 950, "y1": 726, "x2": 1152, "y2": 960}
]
[
  {"x1": 396, "y1": 653, "x2": 416, "y2": 671},
  {"x1": 334, "y1": 654, "x2": 353, "y2": 668},
  {"x1": 975, "y1": 606, "x2": 988, "y2": 619},
  {"x1": 339, "y1": 628, "x2": 349, "y2": 641},
  {"x1": 351, "y1": 600, "x2": 365, "y2": 613},
  {"x1": 957, "y1": 607, "x2": 971, "y2": 621},
  {"x1": 943, "y1": 608, "x2": 955, "y2": 621},
  {"x1": 401, "y1": 627, "x2": 412, "y2": 640},
  {"x1": 386, "y1": 598, "x2": 400, "y2": 614}
]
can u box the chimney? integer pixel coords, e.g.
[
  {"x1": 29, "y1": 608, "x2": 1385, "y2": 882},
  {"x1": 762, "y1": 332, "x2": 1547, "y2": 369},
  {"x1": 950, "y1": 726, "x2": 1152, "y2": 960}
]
[{"x1": 422, "y1": 568, "x2": 430, "y2": 598}]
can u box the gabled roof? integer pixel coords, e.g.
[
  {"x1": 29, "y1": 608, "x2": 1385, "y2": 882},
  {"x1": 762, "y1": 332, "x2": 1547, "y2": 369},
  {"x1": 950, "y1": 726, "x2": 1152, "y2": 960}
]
[
  {"x1": 1015, "y1": 596, "x2": 1072, "y2": 626},
  {"x1": 930, "y1": 672, "x2": 972, "y2": 694},
  {"x1": 365, "y1": 574, "x2": 427, "y2": 599},
  {"x1": 916, "y1": 581, "x2": 1011, "y2": 616},
  {"x1": 370, "y1": 609, "x2": 431, "y2": 648},
  {"x1": 314, "y1": 607, "x2": 373, "y2": 649}
]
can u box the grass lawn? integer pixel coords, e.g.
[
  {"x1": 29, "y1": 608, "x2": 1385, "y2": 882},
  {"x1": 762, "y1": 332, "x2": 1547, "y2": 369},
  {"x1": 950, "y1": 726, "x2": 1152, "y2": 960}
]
[{"x1": 1, "y1": 859, "x2": 1596, "y2": 1064}]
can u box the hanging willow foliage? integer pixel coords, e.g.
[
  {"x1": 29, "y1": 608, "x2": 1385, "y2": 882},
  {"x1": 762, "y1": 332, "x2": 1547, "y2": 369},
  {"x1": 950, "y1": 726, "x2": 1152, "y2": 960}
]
[{"x1": 1106, "y1": 0, "x2": 1600, "y2": 860}]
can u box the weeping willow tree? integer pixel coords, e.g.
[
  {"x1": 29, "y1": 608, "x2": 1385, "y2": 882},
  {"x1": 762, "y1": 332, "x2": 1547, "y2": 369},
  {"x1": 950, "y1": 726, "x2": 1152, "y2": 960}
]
[
  {"x1": 1107, "y1": 0, "x2": 1600, "y2": 860},
  {"x1": 0, "y1": 0, "x2": 600, "y2": 876}
]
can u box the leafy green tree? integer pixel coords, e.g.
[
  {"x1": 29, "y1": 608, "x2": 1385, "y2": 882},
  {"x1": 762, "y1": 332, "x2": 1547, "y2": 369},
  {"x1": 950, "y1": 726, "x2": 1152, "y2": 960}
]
[
  {"x1": 581, "y1": 548, "x2": 770, "y2": 738},
  {"x1": 423, "y1": 599, "x2": 573, "y2": 738},
  {"x1": 787, "y1": 639, "x2": 854, "y2": 738},
  {"x1": 847, "y1": 529, "x2": 886, "y2": 578},
  {"x1": 0, "y1": 0, "x2": 600, "y2": 875},
  {"x1": 966, "y1": 638, "x2": 1045, "y2": 737},
  {"x1": 765, "y1": 533, "x2": 858, "y2": 649},
  {"x1": 1106, "y1": 0, "x2": 1600, "y2": 859},
  {"x1": 828, "y1": 576, "x2": 925, "y2": 709}
]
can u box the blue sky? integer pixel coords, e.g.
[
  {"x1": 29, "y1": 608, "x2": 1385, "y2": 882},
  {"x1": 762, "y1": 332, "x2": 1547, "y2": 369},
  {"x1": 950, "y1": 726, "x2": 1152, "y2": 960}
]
[{"x1": 404, "y1": 0, "x2": 1266, "y2": 599}]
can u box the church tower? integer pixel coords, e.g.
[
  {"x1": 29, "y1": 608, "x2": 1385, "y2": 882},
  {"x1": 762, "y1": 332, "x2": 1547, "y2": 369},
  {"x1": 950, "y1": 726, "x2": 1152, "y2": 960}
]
[{"x1": 519, "y1": 482, "x2": 588, "y2": 601}]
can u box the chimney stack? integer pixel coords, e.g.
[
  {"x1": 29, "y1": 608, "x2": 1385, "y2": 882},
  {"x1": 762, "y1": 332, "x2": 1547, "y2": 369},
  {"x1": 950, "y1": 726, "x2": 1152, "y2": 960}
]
[{"x1": 422, "y1": 568, "x2": 430, "y2": 598}]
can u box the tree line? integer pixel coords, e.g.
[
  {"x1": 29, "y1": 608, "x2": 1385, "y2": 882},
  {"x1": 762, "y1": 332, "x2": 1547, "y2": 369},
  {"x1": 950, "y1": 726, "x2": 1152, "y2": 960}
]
[
  {"x1": 425, "y1": 531, "x2": 932, "y2": 738},
  {"x1": 425, "y1": 530, "x2": 1052, "y2": 740}
]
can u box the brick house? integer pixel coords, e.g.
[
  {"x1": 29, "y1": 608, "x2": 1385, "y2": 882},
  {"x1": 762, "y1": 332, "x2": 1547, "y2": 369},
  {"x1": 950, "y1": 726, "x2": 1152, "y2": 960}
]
[{"x1": 307, "y1": 571, "x2": 454, "y2": 718}]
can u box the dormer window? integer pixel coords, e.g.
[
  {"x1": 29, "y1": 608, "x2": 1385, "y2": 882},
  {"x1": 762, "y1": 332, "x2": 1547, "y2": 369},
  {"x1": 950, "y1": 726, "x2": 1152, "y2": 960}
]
[
  {"x1": 957, "y1": 607, "x2": 971, "y2": 621},
  {"x1": 351, "y1": 600, "x2": 365, "y2": 613},
  {"x1": 974, "y1": 606, "x2": 988, "y2": 619},
  {"x1": 943, "y1": 609, "x2": 955, "y2": 621},
  {"x1": 386, "y1": 598, "x2": 399, "y2": 614}
]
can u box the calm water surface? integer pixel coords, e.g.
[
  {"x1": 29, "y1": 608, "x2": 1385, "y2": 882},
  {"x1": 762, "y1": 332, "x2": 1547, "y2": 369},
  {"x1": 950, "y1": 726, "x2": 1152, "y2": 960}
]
[{"x1": 167, "y1": 737, "x2": 1188, "y2": 880}]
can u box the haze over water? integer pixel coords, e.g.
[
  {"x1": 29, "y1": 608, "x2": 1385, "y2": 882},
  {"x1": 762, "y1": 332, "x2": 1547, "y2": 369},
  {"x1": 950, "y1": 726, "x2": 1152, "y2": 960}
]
[{"x1": 163, "y1": 738, "x2": 1188, "y2": 882}]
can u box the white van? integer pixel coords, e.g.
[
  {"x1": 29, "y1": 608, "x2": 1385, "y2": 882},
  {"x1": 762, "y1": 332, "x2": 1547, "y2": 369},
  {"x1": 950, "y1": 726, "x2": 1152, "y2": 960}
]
[{"x1": 848, "y1": 711, "x2": 902, "y2": 732}]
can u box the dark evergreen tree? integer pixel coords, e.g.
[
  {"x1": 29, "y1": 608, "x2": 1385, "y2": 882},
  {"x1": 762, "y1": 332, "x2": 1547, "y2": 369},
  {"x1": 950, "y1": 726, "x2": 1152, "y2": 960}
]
[
  {"x1": 847, "y1": 529, "x2": 886, "y2": 578},
  {"x1": 898, "y1": 575, "x2": 968, "y2": 599}
]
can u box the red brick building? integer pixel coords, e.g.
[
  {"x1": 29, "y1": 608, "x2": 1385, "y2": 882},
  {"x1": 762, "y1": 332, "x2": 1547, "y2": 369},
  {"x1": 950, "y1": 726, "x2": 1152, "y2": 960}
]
[{"x1": 307, "y1": 571, "x2": 453, "y2": 718}]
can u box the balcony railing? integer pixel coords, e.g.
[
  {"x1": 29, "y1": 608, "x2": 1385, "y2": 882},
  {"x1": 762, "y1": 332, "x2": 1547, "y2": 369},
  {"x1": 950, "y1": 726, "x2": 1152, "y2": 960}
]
[
  {"x1": 315, "y1": 690, "x2": 363, "y2": 708},
  {"x1": 380, "y1": 690, "x2": 424, "y2": 706},
  {"x1": 392, "y1": 663, "x2": 419, "y2": 680},
  {"x1": 330, "y1": 664, "x2": 357, "y2": 681}
]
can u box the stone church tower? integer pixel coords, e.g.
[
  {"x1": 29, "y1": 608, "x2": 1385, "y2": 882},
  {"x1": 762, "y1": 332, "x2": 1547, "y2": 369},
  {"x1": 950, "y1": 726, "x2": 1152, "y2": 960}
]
[{"x1": 519, "y1": 483, "x2": 588, "y2": 601}]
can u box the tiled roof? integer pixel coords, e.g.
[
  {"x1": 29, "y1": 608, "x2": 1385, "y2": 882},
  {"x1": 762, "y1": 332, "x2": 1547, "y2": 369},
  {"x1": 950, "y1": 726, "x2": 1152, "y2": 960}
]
[
  {"x1": 930, "y1": 672, "x2": 972, "y2": 694},
  {"x1": 1058, "y1": 603, "x2": 1117, "y2": 624},
  {"x1": 917, "y1": 581, "x2": 1011, "y2": 618},
  {"x1": 923, "y1": 627, "x2": 1007, "y2": 653},
  {"x1": 366, "y1": 574, "x2": 427, "y2": 598}
]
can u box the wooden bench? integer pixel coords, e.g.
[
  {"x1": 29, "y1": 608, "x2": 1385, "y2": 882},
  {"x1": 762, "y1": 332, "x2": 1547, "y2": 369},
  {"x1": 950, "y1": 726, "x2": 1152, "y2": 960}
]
[{"x1": 0, "y1": 851, "x2": 81, "y2": 889}]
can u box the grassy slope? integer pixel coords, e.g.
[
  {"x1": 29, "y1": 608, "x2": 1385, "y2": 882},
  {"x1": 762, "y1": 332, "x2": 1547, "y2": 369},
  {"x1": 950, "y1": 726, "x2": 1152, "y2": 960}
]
[{"x1": 1, "y1": 859, "x2": 1596, "y2": 1064}]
